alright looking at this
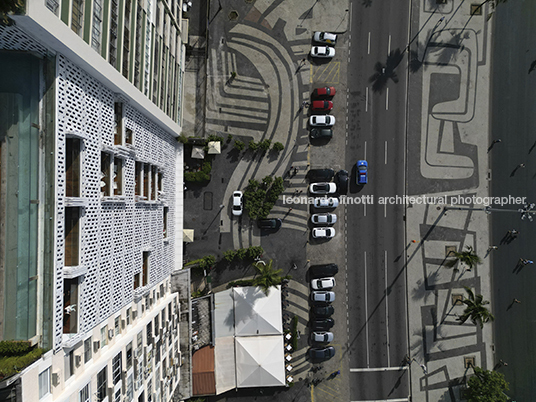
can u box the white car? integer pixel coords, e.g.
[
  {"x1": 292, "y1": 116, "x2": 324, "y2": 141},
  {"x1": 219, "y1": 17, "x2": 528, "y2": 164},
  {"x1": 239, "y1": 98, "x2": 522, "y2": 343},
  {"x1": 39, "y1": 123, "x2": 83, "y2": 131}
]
[
  {"x1": 311, "y1": 213, "x2": 337, "y2": 224},
  {"x1": 311, "y1": 331, "x2": 334, "y2": 343},
  {"x1": 309, "y1": 115, "x2": 335, "y2": 127},
  {"x1": 232, "y1": 191, "x2": 243, "y2": 216},
  {"x1": 311, "y1": 291, "x2": 336, "y2": 303},
  {"x1": 310, "y1": 46, "x2": 336, "y2": 58},
  {"x1": 309, "y1": 114, "x2": 335, "y2": 127},
  {"x1": 313, "y1": 32, "x2": 338, "y2": 45},
  {"x1": 314, "y1": 197, "x2": 339, "y2": 208},
  {"x1": 309, "y1": 182, "x2": 337, "y2": 195},
  {"x1": 312, "y1": 227, "x2": 336, "y2": 239},
  {"x1": 311, "y1": 277, "x2": 336, "y2": 290}
]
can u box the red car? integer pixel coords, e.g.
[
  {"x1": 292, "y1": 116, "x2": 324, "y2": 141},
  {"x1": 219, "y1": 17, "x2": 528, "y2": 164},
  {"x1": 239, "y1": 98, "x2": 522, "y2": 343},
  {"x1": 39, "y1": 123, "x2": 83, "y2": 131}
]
[
  {"x1": 312, "y1": 100, "x2": 333, "y2": 112},
  {"x1": 312, "y1": 86, "x2": 336, "y2": 98}
]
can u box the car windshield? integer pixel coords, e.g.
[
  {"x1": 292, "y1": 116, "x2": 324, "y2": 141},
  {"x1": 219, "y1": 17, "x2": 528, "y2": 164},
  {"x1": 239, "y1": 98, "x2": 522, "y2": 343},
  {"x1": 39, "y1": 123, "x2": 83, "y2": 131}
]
[
  {"x1": 359, "y1": 166, "x2": 367, "y2": 171},
  {"x1": 233, "y1": 205, "x2": 240, "y2": 210}
]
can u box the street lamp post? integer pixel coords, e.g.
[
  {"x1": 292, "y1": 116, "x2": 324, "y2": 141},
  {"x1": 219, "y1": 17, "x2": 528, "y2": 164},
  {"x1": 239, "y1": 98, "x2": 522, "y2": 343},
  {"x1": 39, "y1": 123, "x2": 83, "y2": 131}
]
[{"x1": 444, "y1": 203, "x2": 536, "y2": 221}]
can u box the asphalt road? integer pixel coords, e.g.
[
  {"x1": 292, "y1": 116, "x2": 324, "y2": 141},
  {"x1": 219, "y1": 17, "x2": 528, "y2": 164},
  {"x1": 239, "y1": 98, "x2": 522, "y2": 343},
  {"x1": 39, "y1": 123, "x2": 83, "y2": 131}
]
[
  {"x1": 345, "y1": 0, "x2": 411, "y2": 400},
  {"x1": 489, "y1": 1, "x2": 536, "y2": 400}
]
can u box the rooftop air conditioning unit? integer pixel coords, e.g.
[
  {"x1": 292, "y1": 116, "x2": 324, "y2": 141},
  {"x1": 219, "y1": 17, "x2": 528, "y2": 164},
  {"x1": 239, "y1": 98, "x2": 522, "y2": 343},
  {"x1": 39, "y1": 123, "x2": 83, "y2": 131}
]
[
  {"x1": 108, "y1": 329, "x2": 114, "y2": 340},
  {"x1": 121, "y1": 319, "x2": 126, "y2": 329},
  {"x1": 94, "y1": 340, "x2": 100, "y2": 352},
  {"x1": 75, "y1": 354, "x2": 82, "y2": 367}
]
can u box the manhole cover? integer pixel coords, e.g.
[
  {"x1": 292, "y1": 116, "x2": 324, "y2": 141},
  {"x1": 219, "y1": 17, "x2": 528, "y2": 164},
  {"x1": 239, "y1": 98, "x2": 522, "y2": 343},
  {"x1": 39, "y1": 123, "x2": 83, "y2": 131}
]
[{"x1": 229, "y1": 10, "x2": 239, "y2": 20}]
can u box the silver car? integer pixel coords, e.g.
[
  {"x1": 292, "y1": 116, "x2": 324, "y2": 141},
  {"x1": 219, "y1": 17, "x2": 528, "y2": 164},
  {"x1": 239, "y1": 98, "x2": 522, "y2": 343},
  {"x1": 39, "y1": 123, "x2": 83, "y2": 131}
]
[
  {"x1": 313, "y1": 32, "x2": 338, "y2": 45},
  {"x1": 314, "y1": 197, "x2": 339, "y2": 208},
  {"x1": 311, "y1": 291, "x2": 336, "y2": 303},
  {"x1": 311, "y1": 331, "x2": 334, "y2": 343},
  {"x1": 311, "y1": 213, "x2": 337, "y2": 224}
]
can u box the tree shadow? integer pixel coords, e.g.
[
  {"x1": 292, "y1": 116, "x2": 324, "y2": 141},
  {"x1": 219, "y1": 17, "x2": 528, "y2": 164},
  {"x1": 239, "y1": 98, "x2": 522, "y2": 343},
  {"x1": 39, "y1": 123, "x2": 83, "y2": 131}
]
[{"x1": 369, "y1": 49, "x2": 403, "y2": 93}]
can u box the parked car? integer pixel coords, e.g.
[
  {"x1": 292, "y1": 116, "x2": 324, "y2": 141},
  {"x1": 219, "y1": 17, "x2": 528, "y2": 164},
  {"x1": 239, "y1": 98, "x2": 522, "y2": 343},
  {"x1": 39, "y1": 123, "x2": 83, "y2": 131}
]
[
  {"x1": 311, "y1": 100, "x2": 333, "y2": 112},
  {"x1": 308, "y1": 346, "x2": 336, "y2": 362},
  {"x1": 312, "y1": 86, "x2": 336, "y2": 98},
  {"x1": 311, "y1": 277, "x2": 336, "y2": 290},
  {"x1": 309, "y1": 168, "x2": 335, "y2": 182},
  {"x1": 309, "y1": 182, "x2": 337, "y2": 195},
  {"x1": 310, "y1": 127, "x2": 333, "y2": 140},
  {"x1": 232, "y1": 191, "x2": 243, "y2": 216},
  {"x1": 310, "y1": 46, "x2": 336, "y2": 58},
  {"x1": 312, "y1": 227, "x2": 336, "y2": 239},
  {"x1": 310, "y1": 263, "x2": 339, "y2": 278},
  {"x1": 356, "y1": 160, "x2": 368, "y2": 184},
  {"x1": 314, "y1": 197, "x2": 339, "y2": 208},
  {"x1": 313, "y1": 305, "x2": 335, "y2": 317},
  {"x1": 311, "y1": 213, "x2": 337, "y2": 225},
  {"x1": 309, "y1": 115, "x2": 335, "y2": 127},
  {"x1": 311, "y1": 317, "x2": 335, "y2": 331},
  {"x1": 313, "y1": 32, "x2": 338, "y2": 45},
  {"x1": 257, "y1": 218, "x2": 282, "y2": 230},
  {"x1": 311, "y1": 291, "x2": 336, "y2": 303},
  {"x1": 336, "y1": 169, "x2": 349, "y2": 194},
  {"x1": 311, "y1": 331, "x2": 334, "y2": 343}
]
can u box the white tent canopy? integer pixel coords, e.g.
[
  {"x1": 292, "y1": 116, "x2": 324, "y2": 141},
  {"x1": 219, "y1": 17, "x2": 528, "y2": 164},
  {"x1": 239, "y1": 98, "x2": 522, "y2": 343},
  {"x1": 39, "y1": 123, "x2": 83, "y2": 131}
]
[
  {"x1": 235, "y1": 336, "x2": 285, "y2": 388},
  {"x1": 233, "y1": 287, "x2": 282, "y2": 336},
  {"x1": 207, "y1": 141, "x2": 221, "y2": 154}
]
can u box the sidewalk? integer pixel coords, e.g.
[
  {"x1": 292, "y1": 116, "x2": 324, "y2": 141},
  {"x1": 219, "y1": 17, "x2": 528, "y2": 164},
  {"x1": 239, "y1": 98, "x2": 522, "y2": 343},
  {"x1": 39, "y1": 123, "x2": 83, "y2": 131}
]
[{"x1": 405, "y1": 1, "x2": 495, "y2": 400}]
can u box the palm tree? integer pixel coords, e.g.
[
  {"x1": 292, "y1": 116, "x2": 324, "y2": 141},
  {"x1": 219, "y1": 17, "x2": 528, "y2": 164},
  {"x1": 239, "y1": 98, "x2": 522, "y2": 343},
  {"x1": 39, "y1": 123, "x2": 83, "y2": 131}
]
[
  {"x1": 252, "y1": 260, "x2": 288, "y2": 295},
  {"x1": 458, "y1": 287, "x2": 495, "y2": 329},
  {"x1": 452, "y1": 246, "x2": 482, "y2": 270}
]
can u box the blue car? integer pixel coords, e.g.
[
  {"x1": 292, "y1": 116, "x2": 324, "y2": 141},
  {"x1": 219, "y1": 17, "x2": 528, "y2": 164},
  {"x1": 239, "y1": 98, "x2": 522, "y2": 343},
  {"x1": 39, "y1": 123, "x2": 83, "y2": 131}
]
[{"x1": 357, "y1": 160, "x2": 368, "y2": 184}]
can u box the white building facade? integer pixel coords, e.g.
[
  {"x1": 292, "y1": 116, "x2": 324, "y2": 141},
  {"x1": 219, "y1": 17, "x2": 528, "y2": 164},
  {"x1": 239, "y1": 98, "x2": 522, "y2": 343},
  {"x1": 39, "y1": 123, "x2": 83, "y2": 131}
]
[{"x1": 0, "y1": 0, "x2": 186, "y2": 400}]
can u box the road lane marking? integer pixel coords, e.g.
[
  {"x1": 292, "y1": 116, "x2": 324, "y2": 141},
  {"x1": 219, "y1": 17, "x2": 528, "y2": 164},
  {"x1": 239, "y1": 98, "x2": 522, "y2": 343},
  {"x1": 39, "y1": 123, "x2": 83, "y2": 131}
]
[
  {"x1": 364, "y1": 251, "x2": 370, "y2": 368},
  {"x1": 364, "y1": 141, "x2": 367, "y2": 160},
  {"x1": 384, "y1": 203, "x2": 387, "y2": 218},
  {"x1": 385, "y1": 141, "x2": 388, "y2": 164},
  {"x1": 365, "y1": 87, "x2": 369, "y2": 112},
  {"x1": 388, "y1": 34, "x2": 392, "y2": 55},
  {"x1": 386, "y1": 87, "x2": 389, "y2": 110},
  {"x1": 364, "y1": 203, "x2": 367, "y2": 217},
  {"x1": 385, "y1": 250, "x2": 390, "y2": 367},
  {"x1": 350, "y1": 366, "x2": 408, "y2": 372},
  {"x1": 368, "y1": 32, "x2": 371, "y2": 54}
]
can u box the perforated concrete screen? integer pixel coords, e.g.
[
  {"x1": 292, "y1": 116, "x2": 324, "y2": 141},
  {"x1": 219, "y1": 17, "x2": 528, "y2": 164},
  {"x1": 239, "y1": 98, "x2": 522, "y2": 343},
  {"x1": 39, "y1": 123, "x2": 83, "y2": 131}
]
[{"x1": 54, "y1": 55, "x2": 178, "y2": 349}]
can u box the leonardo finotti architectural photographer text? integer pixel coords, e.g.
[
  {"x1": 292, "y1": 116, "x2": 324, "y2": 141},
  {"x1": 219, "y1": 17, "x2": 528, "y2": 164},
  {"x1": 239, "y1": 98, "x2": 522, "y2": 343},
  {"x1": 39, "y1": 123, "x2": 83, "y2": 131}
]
[{"x1": 283, "y1": 195, "x2": 527, "y2": 207}]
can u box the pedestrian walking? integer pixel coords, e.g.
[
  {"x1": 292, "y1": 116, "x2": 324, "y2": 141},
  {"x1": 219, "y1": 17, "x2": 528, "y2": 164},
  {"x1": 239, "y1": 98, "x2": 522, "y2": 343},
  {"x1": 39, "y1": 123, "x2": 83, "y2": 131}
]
[
  {"x1": 513, "y1": 298, "x2": 521, "y2": 304},
  {"x1": 518, "y1": 163, "x2": 526, "y2": 168},
  {"x1": 499, "y1": 359, "x2": 508, "y2": 366},
  {"x1": 520, "y1": 258, "x2": 529, "y2": 265},
  {"x1": 488, "y1": 246, "x2": 499, "y2": 251},
  {"x1": 439, "y1": 16, "x2": 445, "y2": 22},
  {"x1": 492, "y1": 139, "x2": 502, "y2": 144},
  {"x1": 511, "y1": 229, "x2": 519, "y2": 235},
  {"x1": 527, "y1": 260, "x2": 534, "y2": 264}
]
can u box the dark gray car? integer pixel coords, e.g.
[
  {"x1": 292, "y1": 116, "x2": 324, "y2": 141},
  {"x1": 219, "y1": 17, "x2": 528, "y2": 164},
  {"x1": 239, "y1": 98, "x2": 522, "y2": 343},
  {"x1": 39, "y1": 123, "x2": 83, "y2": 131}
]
[
  {"x1": 310, "y1": 128, "x2": 333, "y2": 139},
  {"x1": 308, "y1": 346, "x2": 336, "y2": 362},
  {"x1": 309, "y1": 263, "x2": 339, "y2": 278}
]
